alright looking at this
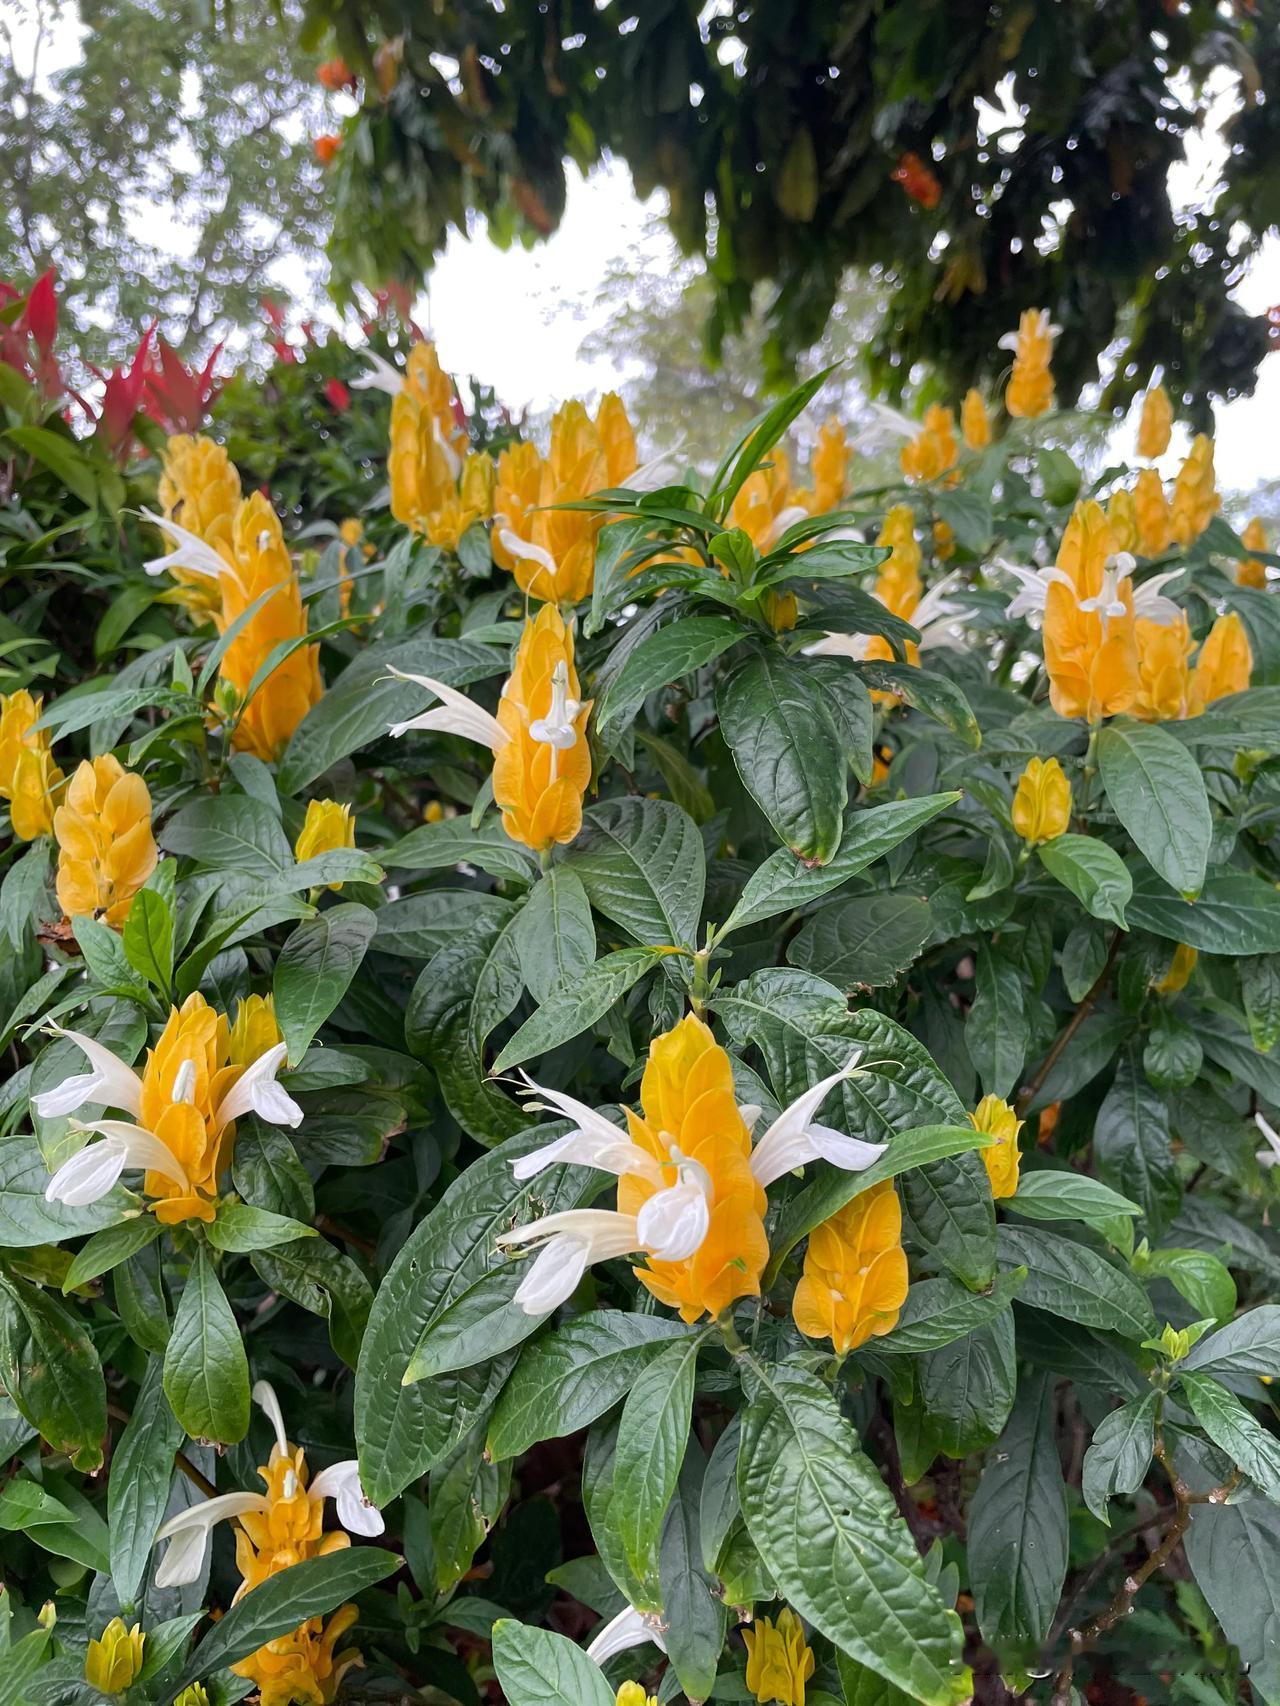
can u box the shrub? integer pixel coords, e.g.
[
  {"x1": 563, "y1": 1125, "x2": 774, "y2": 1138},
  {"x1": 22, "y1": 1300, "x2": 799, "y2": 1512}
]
[{"x1": 2, "y1": 278, "x2": 1279, "y2": 1706}]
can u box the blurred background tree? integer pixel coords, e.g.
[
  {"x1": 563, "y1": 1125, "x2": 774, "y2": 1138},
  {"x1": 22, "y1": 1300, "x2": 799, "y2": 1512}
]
[
  {"x1": 301, "y1": 0, "x2": 1280, "y2": 412},
  {"x1": 0, "y1": 0, "x2": 327, "y2": 365}
]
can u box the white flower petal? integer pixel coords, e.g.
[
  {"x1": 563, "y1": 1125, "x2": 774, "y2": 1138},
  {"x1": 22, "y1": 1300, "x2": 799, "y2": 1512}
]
[
  {"x1": 350, "y1": 352, "x2": 405, "y2": 396},
  {"x1": 31, "y1": 1027, "x2": 143, "y2": 1120},
  {"x1": 154, "y1": 1491, "x2": 266, "y2": 1588},
  {"x1": 496, "y1": 529, "x2": 559, "y2": 587},
  {"x1": 805, "y1": 1122, "x2": 888, "y2": 1172},
  {"x1": 586, "y1": 1605, "x2": 668, "y2": 1664},
  {"x1": 385, "y1": 667, "x2": 509, "y2": 749},
  {"x1": 636, "y1": 1180, "x2": 710, "y2": 1262},
  {"x1": 803, "y1": 631, "x2": 871, "y2": 661},
  {"x1": 511, "y1": 1078, "x2": 659, "y2": 1182},
  {"x1": 44, "y1": 1136, "x2": 130, "y2": 1207},
  {"x1": 142, "y1": 510, "x2": 238, "y2": 584},
  {"x1": 59, "y1": 1121, "x2": 191, "y2": 1191},
  {"x1": 251, "y1": 1379, "x2": 289, "y2": 1456},
  {"x1": 750, "y1": 1053, "x2": 867, "y2": 1187},
  {"x1": 498, "y1": 1209, "x2": 644, "y2": 1316},
  {"x1": 214, "y1": 1043, "x2": 303, "y2": 1130},
  {"x1": 309, "y1": 1459, "x2": 385, "y2": 1536},
  {"x1": 512, "y1": 1235, "x2": 591, "y2": 1315},
  {"x1": 1256, "y1": 1113, "x2": 1280, "y2": 1167},
  {"x1": 766, "y1": 504, "x2": 812, "y2": 547}
]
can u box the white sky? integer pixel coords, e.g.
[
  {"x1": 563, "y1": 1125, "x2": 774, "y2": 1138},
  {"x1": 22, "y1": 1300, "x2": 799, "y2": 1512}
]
[{"x1": 10, "y1": 3, "x2": 1279, "y2": 493}]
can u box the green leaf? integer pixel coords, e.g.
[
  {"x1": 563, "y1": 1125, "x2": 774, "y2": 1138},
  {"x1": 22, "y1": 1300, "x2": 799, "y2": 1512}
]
[
  {"x1": 1185, "y1": 1499, "x2": 1280, "y2": 1703},
  {"x1": 204, "y1": 1202, "x2": 317, "y2": 1253},
  {"x1": 0, "y1": 1135, "x2": 130, "y2": 1249},
  {"x1": 373, "y1": 889, "x2": 512, "y2": 960},
  {"x1": 355, "y1": 1129, "x2": 592, "y2": 1505},
  {"x1": 967, "y1": 1374, "x2": 1067, "y2": 1654},
  {"x1": 430, "y1": 1423, "x2": 509, "y2": 1593},
  {"x1": 1081, "y1": 1391, "x2": 1158, "y2": 1523},
  {"x1": 491, "y1": 1620, "x2": 615, "y2": 1706},
  {"x1": 160, "y1": 795, "x2": 293, "y2": 878},
  {"x1": 996, "y1": 1225, "x2": 1156, "y2": 1341},
  {"x1": 933, "y1": 487, "x2": 993, "y2": 552},
  {"x1": 878, "y1": 1269, "x2": 1025, "y2": 1355},
  {"x1": 62, "y1": 1215, "x2": 163, "y2": 1291},
  {"x1": 488, "y1": 1313, "x2": 695, "y2": 1462},
  {"x1": 170, "y1": 1547, "x2": 401, "y2": 1694},
  {"x1": 0, "y1": 1262, "x2": 106, "y2": 1468},
  {"x1": 738, "y1": 1363, "x2": 959, "y2": 1705},
  {"x1": 1124, "y1": 865, "x2": 1280, "y2": 955},
  {"x1": 901, "y1": 1151, "x2": 996, "y2": 1291},
  {"x1": 278, "y1": 632, "x2": 503, "y2": 792},
  {"x1": 660, "y1": 1444, "x2": 728, "y2": 1699},
  {"x1": 384, "y1": 815, "x2": 537, "y2": 881},
  {"x1": 789, "y1": 891, "x2": 933, "y2": 991},
  {"x1": 769, "y1": 1126, "x2": 986, "y2": 1289},
  {"x1": 511, "y1": 867, "x2": 596, "y2": 1005},
  {"x1": 273, "y1": 903, "x2": 377, "y2": 1061},
  {"x1": 613, "y1": 1333, "x2": 701, "y2": 1586},
  {"x1": 720, "y1": 794, "x2": 960, "y2": 935},
  {"x1": 121, "y1": 884, "x2": 175, "y2": 994},
  {"x1": 1183, "y1": 1306, "x2": 1280, "y2": 1379},
  {"x1": 5, "y1": 424, "x2": 98, "y2": 507},
  {"x1": 249, "y1": 1237, "x2": 372, "y2": 1369},
  {"x1": 717, "y1": 652, "x2": 847, "y2": 863},
  {"x1": 850, "y1": 662, "x2": 981, "y2": 749},
  {"x1": 917, "y1": 1314, "x2": 1017, "y2": 1458},
  {"x1": 1006, "y1": 1172, "x2": 1140, "y2": 1235},
  {"x1": 1092, "y1": 1055, "x2": 1178, "y2": 1236},
  {"x1": 493, "y1": 947, "x2": 666, "y2": 1072},
  {"x1": 109, "y1": 1354, "x2": 182, "y2": 1603},
  {"x1": 1098, "y1": 720, "x2": 1212, "y2": 897},
  {"x1": 1179, "y1": 1373, "x2": 1280, "y2": 1500},
  {"x1": 0, "y1": 840, "x2": 50, "y2": 951},
  {"x1": 568, "y1": 797, "x2": 705, "y2": 949},
  {"x1": 162, "y1": 1245, "x2": 250, "y2": 1445},
  {"x1": 1037, "y1": 834, "x2": 1131, "y2": 928},
  {"x1": 595, "y1": 616, "x2": 743, "y2": 735},
  {"x1": 965, "y1": 952, "x2": 1027, "y2": 1100},
  {"x1": 1141, "y1": 1248, "x2": 1236, "y2": 1323}
]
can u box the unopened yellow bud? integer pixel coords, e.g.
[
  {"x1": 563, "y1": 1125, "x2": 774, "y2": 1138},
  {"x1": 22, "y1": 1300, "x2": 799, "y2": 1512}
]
[
  {"x1": 294, "y1": 798, "x2": 356, "y2": 888},
  {"x1": 1137, "y1": 383, "x2": 1172, "y2": 460},
  {"x1": 1011, "y1": 756, "x2": 1071, "y2": 844},
  {"x1": 174, "y1": 1688, "x2": 210, "y2": 1706},
  {"x1": 961, "y1": 388, "x2": 991, "y2": 451},
  {"x1": 85, "y1": 1618, "x2": 145, "y2": 1692},
  {"x1": 1154, "y1": 944, "x2": 1197, "y2": 996}
]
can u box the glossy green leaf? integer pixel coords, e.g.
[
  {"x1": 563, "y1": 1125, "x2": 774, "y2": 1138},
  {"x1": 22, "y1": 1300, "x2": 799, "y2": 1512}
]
[
  {"x1": 162, "y1": 1246, "x2": 249, "y2": 1445},
  {"x1": 1098, "y1": 720, "x2": 1211, "y2": 897}
]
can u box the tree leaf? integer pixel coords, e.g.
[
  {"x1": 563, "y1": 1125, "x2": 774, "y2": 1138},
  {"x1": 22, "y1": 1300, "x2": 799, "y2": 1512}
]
[
  {"x1": 491, "y1": 1620, "x2": 615, "y2": 1706},
  {"x1": 1124, "y1": 865, "x2": 1280, "y2": 955},
  {"x1": 1183, "y1": 1306, "x2": 1280, "y2": 1380},
  {"x1": 595, "y1": 616, "x2": 743, "y2": 734},
  {"x1": 965, "y1": 951, "x2": 1027, "y2": 1100},
  {"x1": 789, "y1": 891, "x2": 933, "y2": 991},
  {"x1": 204, "y1": 1203, "x2": 317, "y2": 1253},
  {"x1": 1006, "y1": 1172, "x2": 1140, "y2": 1235},
  {"x1": 613, "y1": 1333, "x2": 701, "y2": 1587},
  {"x1": 1179, "y1": 1373, "x2": 1280, "y2": 1500},
  {"x1": 1098, "y1": 720, "x2": 1212, "y2": 897},
  {"x1": 878, "y1": 1269, "x2": 1025, "y2": 1356},
  {"x1": 1081, "y1": 1392, "x2": 1157, "y2": 1524},
  {"x1": 1092, "y1": 1055, "x2": 1178, "y2": 1237},
  {"x1": 0, "y1": 1135, "x2": 130, "y2": 1250},
  {"x1": 900, "y1": 1151, "x2": 996, "y2": 1291},
  {"x1": 512, "y1": 867, "x2": 596, "y2": 1005},
  {"x1": 160, "y1": 794, "x2": 293, "y2": 878},
  {"x1": 162, "y1": 1246, "x2": 249, "y2": 1445},
  {"x1": 493, "y1": 947, "x2": 665, "y2": 1072},
  {"x1": 996, "y1": 1225, "x2": 1156, "y2": 1341}
]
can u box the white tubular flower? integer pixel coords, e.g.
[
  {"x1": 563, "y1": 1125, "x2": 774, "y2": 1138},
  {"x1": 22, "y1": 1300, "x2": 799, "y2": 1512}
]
[
  {"x1": 384, "y1": 665, "x2": 509, "y2": 749},
  {"x1": 911, "y1": 574, "x2": 978, "y2": 651},
  {"x1": 634, "y1": 1155, "x2": 711, "y2": 1262},
  {"x1": 629, "y1": 441, "x2": 687, "y2": 491},
  {"x1": 44, "y1": 1121, "x2": 191, "y2": 1207},
  {"x1": 749, "y1": 1054, "x2": 886, "y2": 1188},
  {"x1": 141, "y1": 510, "x2": 239, "y2": 585},
  {"x1": 510, "y1": 1077, "x2": 660, "y2": 1184},
  {"x1": 213, "y1": 1043, "x2": 303, "y2": 1127},
  {"x1": 528, "y1": 662, "x2": 581, "y2": 752},
  {"x1": 997, "y1": 557, "x2": 1076, "y2": 622},
  {"x1": 1129, "y1": 567, "x2": 1184, "y2": 625},
  {"x1": 31, "y1": 1026, "x2": 143, "y2": 1121},
  {"x1": 869, "y1": 402, "x2": 919, "y2": 444},
  {"x1": 154, "y1": 1491, "x2": 267, "y2": 1588},
  {"x1": 309, "y1": 1459, "x2": 385, "y2": 1537},
  {"x1": 804, "y1": 630, "x2": 870, "y2": 662},
  {"x1": 496, "y1": 1209, "x2": 653, "y2": 1316},
  {"x1": 351, "y1": 351, "x2": 405, "y2": 396},
  {"x1": 998, "y1": 317, "x2": 1061, "y2": 352},
  {"x1": 586, "y1": 1604, "x2": 669, "y2": 1664},
  {"x1": 765, "y1": 503, "x2": 812, "y2": 547},
  {"x1": 496, "y1": 529, "x2": 561, "y2": 598},
  {"x1": 1256, "y1": 1112, "x2": 1280, "y2": 1171}
]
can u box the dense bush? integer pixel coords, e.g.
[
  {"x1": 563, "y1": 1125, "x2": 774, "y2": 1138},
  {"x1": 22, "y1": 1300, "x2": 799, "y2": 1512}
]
[{"x1": 2, "y1": 278, "x2": 1280, "y2": 1706}]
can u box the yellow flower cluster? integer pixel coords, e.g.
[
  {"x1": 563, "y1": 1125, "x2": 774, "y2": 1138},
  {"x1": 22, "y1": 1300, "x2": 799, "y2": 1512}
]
[
  {"x1": 1012, "y1": 757, "x2": 1071, "y2": 845},
  {"x1": 743, "y1": 1609, "x2": 815, "y2": 1706},
  {"x1": 54, "y1": 755, "x2": 158, "y2": 928},
  {"x1": 900, "y1": 403, "x2": 958, "y2": 485},
  {"x1": 493, "y1": 606, "x2": 593, "y2": 852},
  {"x1": 618, "y1": 1014, "x2": 768, "y2": 1321},
  {"x1": 231, "y1": 1424, "x2": 363, "y2": 1705},
  {"x1": 0, "y1": 690, "x2": 63, "y2": 841},
  {"x1": 1132, "y1": 609, "x2": 1252, "y2": 722},
  {"x1": 160, "y1": 434, "x2": 242, "y2": 616},
  {"x1": 1137, "y1": 383, "x2": 1172, "y2": 461},
  {"x1": 792, "y1": 1180, "x2": 908, "y2": 1354},
  {"x1": 295, "y1": 798, "x2": 356, "y2": 888},
  {"x1": 85, "y1": 1618, "x2": 145, "y2": 1691},
  {"x1": 961, "y1": 388, "x2": 991, "y2": 451},
  {"x1": 390, "y1": 342, "x2": 495, "y2": 550},
  {"x1": 1169, "y1": 434, "x2": 1218, "y2": 546},
  {"x1": 1003, "y1": 309, "x2": 1057, "y2": 419},
  {"x1": 1043, "y1": 501, "x2": 1140, "y2": 721},
  {"x1": 1239, "y1": 518, "x2": 1269, "y2": 589},
  {"x1": 493, "y1": 395, "x2": 638, "y2": 604}
]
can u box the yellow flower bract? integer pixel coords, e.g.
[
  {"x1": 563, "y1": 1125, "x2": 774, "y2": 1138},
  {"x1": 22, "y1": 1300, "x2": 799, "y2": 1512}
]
[
  {"x1": 85, "y1": 1618, "x2": 145, "y2": 1692},
  {"x1": 1011, "y1": 756, "x2": 1071, "y2": 845},
  {"x1": 792, "y1": 1179, "x2": 908, "y2": 1353},
  {"x1": 972, "y1": 1094, "x2": 1023, "y2": 1199},
  {"x1": 54, "y1": 755, "x2": 158, "y2": 928},
  {"x1": 743, "y1": 1609, "x2": 815, "y2": 1706}
]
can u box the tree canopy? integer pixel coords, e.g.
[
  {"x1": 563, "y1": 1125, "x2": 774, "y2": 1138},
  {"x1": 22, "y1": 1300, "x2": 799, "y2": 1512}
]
[
  {"x1": 0, "y1": 0, "x2": 328, "y2": 363},
  {"x1": 304, "y1": 0, "x2": 1280, "y2": 410}
]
